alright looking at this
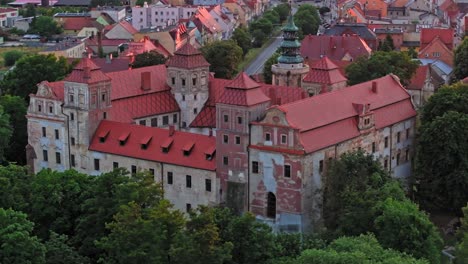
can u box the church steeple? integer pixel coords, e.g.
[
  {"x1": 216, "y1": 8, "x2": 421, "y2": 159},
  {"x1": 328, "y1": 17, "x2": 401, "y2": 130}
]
[
  {"x1": 278, "y1": 8, "x2": 304, "y2": 65},
  {"x1": 271, "y1": 3, "x2": 309, "y2": 88}
]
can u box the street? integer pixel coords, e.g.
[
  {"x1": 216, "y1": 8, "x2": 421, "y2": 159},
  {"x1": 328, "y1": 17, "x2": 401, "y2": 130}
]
[{"x1": 244, "y1": 37, "x2": 282, "y2": 75}]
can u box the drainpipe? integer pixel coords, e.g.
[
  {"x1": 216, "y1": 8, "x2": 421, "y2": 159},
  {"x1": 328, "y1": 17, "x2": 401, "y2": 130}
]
[
  {"x1": 389, "y1": 126, "x2": 393, "y2": 173},
  {"x1": 160, "y1": 163, "x2": 165, "y2": 195},
  {"x1": 247, "y1": 117, "x2": 251, "y2": 212},
  {"x1": 61, "y1": 105, "x2": 71, "y2": 170}
]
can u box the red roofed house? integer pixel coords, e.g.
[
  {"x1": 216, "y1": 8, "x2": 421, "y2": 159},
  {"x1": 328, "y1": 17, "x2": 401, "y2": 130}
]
[
  {"x1": 27, "y1": 38, "x2": 418, "y2": 228},
  {"x1": 300, "y1": 35, "x2": 372, "y2": 62},
  {"x1": 104, "y1": 20, "x2": 138, "y2": 40},
  {"x1": 249, "y1": 74, "x2": 417, "y2": 231},
  {"x1": 302, "y1": 56, "x2": 348, "y2": 96},
  {"x1": 407, "y1": 64, "x2": 445, "y2": 108},
  {"x1": 121, "y1": 36, "x2": 171, "y2": 58},
  {"x1": 418, "y1": 28, "x2": 454, "y2": 66}
]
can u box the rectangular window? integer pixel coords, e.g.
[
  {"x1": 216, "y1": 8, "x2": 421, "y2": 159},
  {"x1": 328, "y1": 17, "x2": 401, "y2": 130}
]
[
  {"x1": 284, "y1": 164, "x2": 291, "y2": 178},
  {"x1": 173, "y1": 114, "x2": 177, "y2": 123},
  {"x1": 181, "y1": 78, "x2": 186, "y2": 86},
  {"x1": 69, "y1": 94, "x2": 74, "y2": 102},
  {"x1": 384, "y1": 158, "x2": 388, "y2": 169},
  {"x1": 186, "y1": 175, "x2": 192, "y2": 188},
  {"x1": 265, "y1": 133, "x2": 271, "y2": 141},
  {"x1": 235, "y1": 136, "x2": 241, "y2": 145},
  {"x1": 42, "y1": 127, "x2": 46, "y2": 137},
  {"x1": 384, "y1": 136, "x2": 389, "y2": 148},
  {"x1": 131, "y1": 165, "x2": 137, "y2": 174},
  {"x1": 55, "y1": 152, "x2": 61, "y2": 164},
  {"x1": 405, "y1": 149, "x2": 409, "y2": 161},
  {"x1": 49, "y1": 105, "x2": 53, "y2": 113},
  {"x1": 182, "y1": 95, "x2": 185, "y2": 101},
  {"x1": 372, "y1": 142, "x2": 376, "y2": 153},
  {"x1": 223, "y1": 114, "x2": 229, "y2": 122},
  {"x1": 237, "y1": 116, "x2": 242, "y2": 124},
  {"x1": 186, "y1": 203, "x2": 191, "y2": 212},
  {"x1": 139, "y1": 120, "x2": 146, "y2": 126},
  {"x1": 223, "y1": 134, "x2": 228, "y2": 144},
  {"x1": 70, "y1": 113, "x2": 74, "y2": 121},
  {"x1": 396, "y1": 153, "x2": 401, "y2": 166},
  {"x1": 54, "y1": 129, "x2": 59, "y2": 139},
  {"x1": 102, "y1": 93, "x2": 106, "y2": 102},
  {"x1": 319, "y1": 160, "x2": 324, "y2": 173},
  {"x1": 192, "y1": 78, "x2": 197, "y2": 85},
  {"x1": 167, "y1": 172, "x2": 173, "y2": 184},
  {"x1": 151, "y1": 118, "x2": 158, "y2": 127},
  {"x1": 223, "y1": 156, "x2": 229, "y2": 166},
  {"x1": 149, "y1": 168, "x2": 155, "y2": 176},
  {"x1": 252, "y1": 161, "x2": 259, "y2": 173},
  {"x1": 94, "y1": 158, "x2": 100, "y2": 171},
  {"x1": 193, "y1": 108, "x2": 198, "y2": 114},
  {"x1": 71, "y1": 154, "x2": 75, "y2": 167},
  {"x1": 397, "y1": 132, "x2": 401, "y2": 143},
  {"x1": 205, "y1": 179, "x2": 211, "y2": 192},
  {"x1": 163, "y1": 116, "x2": 169, "y2": 125},
  {"x1": 171, "y1": 77, "x2": 175, "y2": 85},
  {"x1": 194, "y1": 94, "x2": 197, "y2": 100},
  {"x1": 103, "y1": 112, "x2": 107, "y2": 119},
  {"x1": 281, "y1": 134, "x2": 287, "y2": 144},
  {"x1": 43, "y1": 150, "x2": 48, "y2": 161},
  {"x1": 71, "y1": 137, "x2": 75, "y2": 146},
  {"x1": 113, "y1": 162, "x2": 119, "y2": 169},
  {"x1": 406, "y1": 128, "x2": 410, "y2": 139}
]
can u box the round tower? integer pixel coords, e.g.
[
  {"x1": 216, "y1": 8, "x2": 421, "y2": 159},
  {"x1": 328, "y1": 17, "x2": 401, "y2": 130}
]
[{"x1": 271, "y1": 9, "x2": 309, "y2": 87}]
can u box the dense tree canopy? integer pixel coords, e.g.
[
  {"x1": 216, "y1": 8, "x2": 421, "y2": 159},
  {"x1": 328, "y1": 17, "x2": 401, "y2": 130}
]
[
  {"x1": 2, "y1": 50, "x2": 26, "y2": 67},
  {"x1": 273, "y1": 4, "x2": 290, "y2": 22},
  {"x1": 456, "y1": 204, "x2": 468, "y2": 264},
  {"x1": 293, "y1": 4, "x2": 320, "y2": 38},
  {"x1": 345, "y1": 51, "x2": 419, "y2": 86},
  {"x1": 29, "y1": 16, "x2": 62, "y2": 38},
  {"x1": 0, "y1": 106, "x2": 12, "y2": 163},
  {"x1": 131, "y1": 51, "x2": 167, "y2": 69},
  {"x1": 250, "y1": 18, "x2": 273, "y2": 47},
  {"x1": 0, "y1": 95, "x2": 28, "y2": 164},
  {"x1": 201, "y1": 40, "x2": 243, "y2": 79},
  {"x1": 231, "y1": 27, "x2": 252, "y2": 55},
  {"x1": 452, "y1": 36, "x2": 468, "y2": 82},
  {"x1": 263, "y1": 52, "x2": 280, "y2": 84},
  {"x1": 1, "y1": 54, "x2": 72, "y2": 101}
]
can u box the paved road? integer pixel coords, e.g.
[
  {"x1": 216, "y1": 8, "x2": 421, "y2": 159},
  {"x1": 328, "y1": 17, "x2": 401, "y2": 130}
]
[{"x1": 244, "y1": 37, "x2": 282, "y2": 75}]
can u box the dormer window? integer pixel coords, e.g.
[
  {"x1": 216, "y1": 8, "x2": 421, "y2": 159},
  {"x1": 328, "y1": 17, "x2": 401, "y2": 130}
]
[
  {"x1": 182, "y1": 141, "x2": 195, "y2": 156},
  {"x1": 118, "y1": 132, "x2": 130, "y2": 146},
  {"x1": 205, "y1": 146, "x2": 216, "y2": 160},
  {"x1": 161, "y1": 137, "x2": 173, "y2": 153},
  {"x1": 141, "y1": 136, "x2": 152, "y2": 150},
  {"x1": 98, "y1": 130, "x2": 110, "y2": 143}
]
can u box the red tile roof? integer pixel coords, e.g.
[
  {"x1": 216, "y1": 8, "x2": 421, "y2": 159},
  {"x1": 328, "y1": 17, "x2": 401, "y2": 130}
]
[
  {"x1": 408, "y1": 65, "x2": 429, "y2": 90},
  {"x1": 85, "y1": 38, "x2": 127, "y2": 46},
  {"x1": 273, "y1": 74, "x2": 416, "y2": 153},
  {"x1": 63, "y1": 17, "x2": 95, "y2": 31},
  {"x1": 190, "y1": 105, "x2": 216, "y2": 127},
  {"x1": 300, "y1": 35, "x2": 372, "y2": 61},
  {"x1": 303, "y1": 56, "x2": 347, "y2": 84},
  {"x1": 65, "y1": 57, "x2": 111, "y2": 84},
  {"x1": 89, "y1": 120, "x2": 216, "y2": 171},
  {"x1": 166, "y1": 42, "x2": 210, "y2": 69},
  {"x1": 91, "y1": 57, "x2": 131, "y2": 73},
  {"x1": 218, "y1": 72, "x2": 270, "y2": 106},
  {"x1": 114, "y1": 20, "x2": 138, "y2": 35},
  {"x1": 420, "y1": 28, "x2": 454, "y2": 50},
  {"x1": 35, "y1": 81, "x2": 65, "y2": 100}
]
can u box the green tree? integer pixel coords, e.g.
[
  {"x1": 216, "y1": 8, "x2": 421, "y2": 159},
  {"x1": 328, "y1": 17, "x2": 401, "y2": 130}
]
[
  {"x1": 0, "y1": 105, "x2": 12, "y2": 163},
  {"x1": 3, "y1": 50, "x2": 26, "y2": 67},
  {"x1": 131, "y1": 50, "x2": 167, "y2": 69},
  {"x1": 231, "y1": 27, "x2": 252, "y2": 55},
  {"x1": 294, "y1": 4, "x2": 320, "y2": 38},
  {"x1": 273, "y1": 3, "x2": 290, "y2": 22},
  {"x1": 273, "y1": 234, "x2": 429, "y2": 264},
  {"x1": 378, "y1": 34, "x2": 395, "y2": 51},
  {"x1": 45, "y1": 232, "x2": 89, "y2": 264},
  {"x1": 263, "y1": 10, "x2": 280, "y2": 25},
  {"x1": 419, "y1": 83, "x2": 468, "y2": 124},
  {"x1": 345, "y1": 51, "x2": 419, "y2": 86},
  {"x1": 170, "y1": 206, "x2": 233, "y2": 264},
  {"x1": 0, "y1": 164, "x2": 31, "y2": 212},
  {"x1": 452, "y1": 36, "x2": 468, "y2": 82},
  {"x1": 407, "y1": 46, "x2": 418, "y2": 58},
  {"x1": 251, "y1": 29, "x2": 268, "y2": 47},
  {"x1": 456, "y1": 204, "x2": 468, "y2": 264},
  {"x1": 263, "y1": 52, "x2": 280, "y2": 84},
  {"x1": 201, "y1": 40, "x2": 243, "y2": 79},
  {"x1": 1, "y1": 54, "x2": 72, "y2": 101},
  {"x1": 0, "y1": 95, "x2": 28, "y2": 164},
  {"x1": 0, "y1": 208, "x2": 46, "y2": 263},
  {"x1": 415, "y1": 111, "x2": 468, "y2": 211},
  {"x1": 250, "y1": 18, "x2": 274, "y2": 44},
  {"x1": 97, "y1": 200, "x2": 185, "y2": 264},
  {"x1": 28, "y1": 169, "x2": 92, "y2": 239},
  {"x1": 374, "y1": 198, "x2": 443, "y2": 263},
  {"x1": 29, "y1": 16, "x2": 62, "y2": 38}
]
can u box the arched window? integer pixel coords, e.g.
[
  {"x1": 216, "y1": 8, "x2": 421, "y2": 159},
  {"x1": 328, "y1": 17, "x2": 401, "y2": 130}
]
[{"x1": 267, "y1": 192, "x2": 276, "y2": 218}]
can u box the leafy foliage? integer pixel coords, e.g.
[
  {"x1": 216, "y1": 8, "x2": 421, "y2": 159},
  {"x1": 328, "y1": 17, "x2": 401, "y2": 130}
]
[
  {"x1": 452, "y1": 36, "x2": 468, "y2": 82},
  {"x1": 250, "y1": 18, "x2": 273, "y2": 47},
  {"x1": 0, "y1": 164, "x2": 31, "y2": 211},
  {"x1": 0, "y1": 105, "x2": 12, "y2": 163},
  {"x1": 378, "y1": 34, "x2": 395, "y2": 51},
  {"x1": 456, "y1": 204, "x2": 468, "y2": 264},
  {"x1": 263, "y1": 52, "x2": 280, "y2": 84},
  {"x1": 231, "y1": 27, "x2": 252, "y2": 55},
  {"x1": 3, "y1": 50, "x2": 26, "y2": 66},
  {"x1": 131, "y1": 50, "x2": 167, "y2": 69},
  {"x1": 273, "y1": 4, "x2": 290, "y2": 22},
  {"x1": 0, "y1": 95, "x2": 28, "y2": 164},
  {"x1": 345, "y1": 51, "x2": 419, "y2": 86},
  {"x1": 0, "y1": 208, "x2": 46, "y2": 263},
  {"x1": 201, "y1": 40, "x2": 243, "y2": 79},
  {"x1": 293, "y1": 4, "x2": 320, "y2": 38},
  {"x1": 45, "y1": 232, "x2": 90, "y2": 264},
  {"x1": 29, "y1": 16, "x2": 62, "y2": 38},
  {"x1": 420, "y1": 83, "x2": 468, "y2": 124},
  {"x1": 1, "y1": 54, "x2": 72, "y2": 101}
]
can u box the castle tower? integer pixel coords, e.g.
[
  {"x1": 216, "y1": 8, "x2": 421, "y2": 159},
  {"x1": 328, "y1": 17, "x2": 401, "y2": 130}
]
[
  {"x1": 63, "y1": 57, "x2": 112, "y2": 170},
  {"x1": 166, "y1": 42, "x2": 210, "y2": 130},
  {"x1": 271, "y1": 9, "x2": 309, "y2": 87}
]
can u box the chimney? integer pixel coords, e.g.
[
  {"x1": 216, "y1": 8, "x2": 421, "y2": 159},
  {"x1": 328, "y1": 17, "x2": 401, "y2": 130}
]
[
  {"x1": 83, "y1": 66, "x2": 91, "y2": 79},
  {"x1": 371, "y1": 81, "x2": 377, "y2": 93},
  {"x1": 141, "y1": 72, "x2": 151, "y2": 90},
  {"x1": 169, "y1": 125, "x2": 175, "y2": 136}
]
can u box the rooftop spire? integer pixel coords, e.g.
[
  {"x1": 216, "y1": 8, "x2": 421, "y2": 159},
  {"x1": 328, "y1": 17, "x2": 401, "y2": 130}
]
[{"x1": 278, "y1": 2, "x2": 303, "y2": 64}]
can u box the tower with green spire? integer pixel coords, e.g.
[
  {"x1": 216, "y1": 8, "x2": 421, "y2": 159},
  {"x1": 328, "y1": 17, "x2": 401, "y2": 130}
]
[{"x1": 271, "y1": 4, "x2": 309, "y2": 88}]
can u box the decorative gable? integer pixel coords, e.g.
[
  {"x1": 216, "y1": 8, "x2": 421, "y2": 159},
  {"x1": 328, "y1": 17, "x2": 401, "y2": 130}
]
[{"x1": 353, "y1": 102, "x2": 375, "y2": 131}]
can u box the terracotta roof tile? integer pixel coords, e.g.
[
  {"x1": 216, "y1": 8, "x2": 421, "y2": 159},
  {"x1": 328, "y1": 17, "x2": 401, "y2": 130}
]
[
  {"x1": 303, "y1": 57, "x2": 347, "y2": 84},
  {"x1": 300, "y1": 35, "x2": 372, "y2": 61},
  {"x1": 63, "y1": 17, "x2": 95, "y2": 31},
  {"x1": 64, "y1": 57, "x2": 111, "y2": 84},
  {"x1": 166, "y1": 42, "x2": 210, "y2": 69},
  {"x1": 408, "y1": 65, "x2": 429, "y2": 90},
  {"x1": 420, "y1": 28, "x2": 454, "y2": 50},
  {"x1": 190, "y1": 105, "x2": 216, "y2": 127},
  {"x1": 89, "y1": 120, "x2": 216, "y2": 171},
  {"x1": 218, "y1": 72, "x2": 270, "y2": 106}
]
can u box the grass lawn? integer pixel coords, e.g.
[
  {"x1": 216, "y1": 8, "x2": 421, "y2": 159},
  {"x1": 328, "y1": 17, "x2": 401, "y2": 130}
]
[
  {"x1": 237, "y1": 47, "x2": 260, "y2": 71},
  {"x1": 0, "y1": 46, "x2": 44, "y2": 69}
]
